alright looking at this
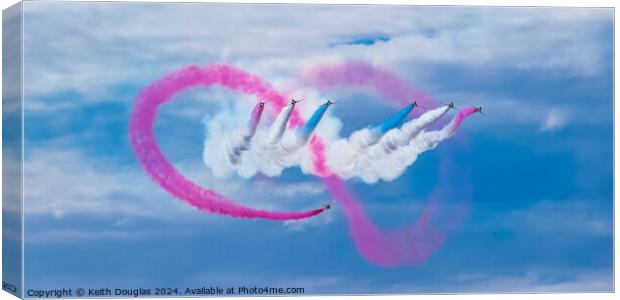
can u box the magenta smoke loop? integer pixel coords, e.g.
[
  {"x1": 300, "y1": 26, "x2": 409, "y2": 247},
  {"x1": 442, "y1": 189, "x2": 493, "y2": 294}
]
[
  {"x1": 303, "y1": 61, "x2": 476, "y2": 266},
  {"x1": 129, "y1": 64, "x2": 327, "y2": 220}
]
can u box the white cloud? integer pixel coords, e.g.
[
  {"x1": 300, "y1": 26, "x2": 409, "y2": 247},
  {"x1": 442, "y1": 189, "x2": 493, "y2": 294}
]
[
  {"x1": 283, "y1": 209, "x2": 335, "y2": 232},
  {"x1": 21, "y1": 3, "x2": 612, "y2": 109},
  {"x1": 21, "y1": 137, "x2": 335, "y2": 242},
  {"x1": 23, "y1": 148, "x2": 192, "y2": 219},
  {"x1": 473, "y1": 199, "x2": 612, "y2": 237},
  {"x1": 3, "y1": 148, "x2": 23, "y2": 214},
  {"x1": 443, "y1": 269, "x2": 612, "y2": 293},
  {"x1": 266, "y1": 182, "x2": 325, "y2": 198},
  {"x1": 508, "y1": 199, "x2": 611, "y2": 236},
  {"x1": 24, "y1": 228, "x2": 198, "y2": 244},
  {"x1": 421, "y1": 91, "x2": 609, "y2": 132},
  {"x1": 539, "y1": 109, "x2": 568, "y2": 132}
]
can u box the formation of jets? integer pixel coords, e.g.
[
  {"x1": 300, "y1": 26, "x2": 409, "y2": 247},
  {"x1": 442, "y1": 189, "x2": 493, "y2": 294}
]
[
  {"x1": 258, "y1": 99, "x2": 484, "y2": 116},
  {"x1": 254, "y1": 99, "x2": 482, "y2": 210},
  {"x1": 260, "y1": 99, "x2": 484, "y2": 116}
]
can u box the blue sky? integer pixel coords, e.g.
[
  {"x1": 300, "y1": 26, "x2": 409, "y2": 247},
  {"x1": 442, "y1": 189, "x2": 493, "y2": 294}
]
[{"x1": 18, "y1": 2, "x2": 612, "y2": 294}]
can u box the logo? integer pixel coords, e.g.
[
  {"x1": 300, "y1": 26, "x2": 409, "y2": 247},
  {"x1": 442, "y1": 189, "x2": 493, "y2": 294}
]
[{"x1": 2, "y1": 281, "x2": 17, "y2": 293}]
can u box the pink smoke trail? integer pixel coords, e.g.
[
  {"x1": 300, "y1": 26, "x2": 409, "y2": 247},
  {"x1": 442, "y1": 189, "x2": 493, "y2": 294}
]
[
  {"x1": 304, "y1": 61, "x2": 473, "y2": 266},
  {"x1": 248, "y1": 103, "x2": 265, "y2": 135},
  {"x1": 449, "y1": 107, "x2": 478, "y2": 135},
  {"x1": 129, "y1": 64, "x2": 326, "y2": 220},
  {"x1": 304, "y1": 60, "x2": 436, "y2": 108},
  {"x1": 310, "y1": 131, "x2": 460, "y2": 266}
]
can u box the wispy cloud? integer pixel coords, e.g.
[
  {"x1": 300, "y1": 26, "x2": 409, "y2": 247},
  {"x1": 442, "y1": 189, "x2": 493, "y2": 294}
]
[
  {"x1": 24, "y1": 148, "x2": 187, "y2": 219},
  {"x1": 24, "y1": 228, "x2": 198, "y2": 244},
  {"x1": 472, "y1": 199, "x2": 612, "y2": 238},
  {"x1": 283, "y1": 210, "x2": 335, "y2": 232},
  {"x1": 22, "y1": 3, "x2": 612, "y2": 108},
  {"x1": 539, "y1": 109, "x2": 569, "y2": 132},
  {"x1": 264, "y1": 182, "x2": 325, "y2": 198},
  {"x1": 440, "y1": 268, "x2": 612, "y2": 293},
  {"x1": 22, "y1": 136, "x2": 335, "y2": 243},
  {"x1": 23, "y1": 145, "x2": 329, "y2": 218}
]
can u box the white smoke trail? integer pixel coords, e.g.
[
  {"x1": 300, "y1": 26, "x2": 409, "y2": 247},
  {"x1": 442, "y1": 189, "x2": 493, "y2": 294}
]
[
  {"x1": 203, "y1": 98, "x2": 341, "y2": 179},
  {"x1": 268, "y1": 104, "x2": 295, "y2": 144},
  {"x1": 224, "y1": 104, "x2": 265, "y2": 165},
  {"x1": 203, "y1": 108, "x2": 249, "y2": 178},
  {"x1": 326, "y1": 106, "x2": 450, "y2": 182},
  {"x1": 203, "y1": 101, "x2": 460, "y2": 184},
  {"x1": 224, "y1": 129, "x2": 250, "y2": 165},
  {"x1": 245, "y1": 130, "x2": 303, "y2": 177},
  {"x1": 340, "y1": 112, "x2": 463, "y2": 183},
  {"x1": 379, "y1": 106, "x2": 451, "y2": 154}
]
